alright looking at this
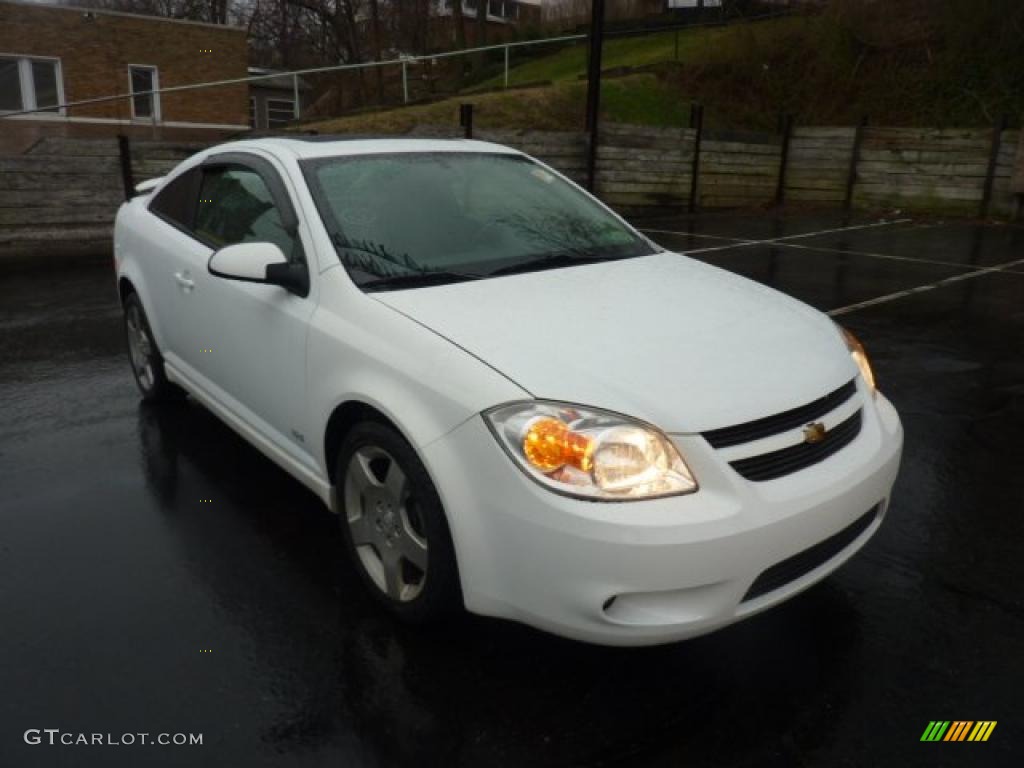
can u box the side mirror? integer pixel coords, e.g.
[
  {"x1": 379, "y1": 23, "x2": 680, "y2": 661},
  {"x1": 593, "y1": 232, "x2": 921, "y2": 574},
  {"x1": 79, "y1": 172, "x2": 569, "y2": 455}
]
[{"x1": 208, "y1": 242, "x2": 308, "y2": 297}]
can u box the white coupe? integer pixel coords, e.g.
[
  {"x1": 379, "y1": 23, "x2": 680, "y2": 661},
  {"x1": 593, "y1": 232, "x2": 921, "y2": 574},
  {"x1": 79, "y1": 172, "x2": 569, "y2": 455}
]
[{"x1": 114, "y1": 137, "x2": 902, "y2": 646}]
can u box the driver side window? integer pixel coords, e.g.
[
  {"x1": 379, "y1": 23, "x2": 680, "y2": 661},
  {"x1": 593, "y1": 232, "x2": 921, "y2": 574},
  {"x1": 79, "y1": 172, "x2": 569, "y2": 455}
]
[{"x1": 194, "y1": 166, "x2": 296, "y2": 258}]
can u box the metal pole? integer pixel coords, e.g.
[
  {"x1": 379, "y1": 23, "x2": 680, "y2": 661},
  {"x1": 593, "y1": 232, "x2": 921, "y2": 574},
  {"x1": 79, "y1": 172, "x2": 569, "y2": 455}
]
[
  {"x1": 504, "y1": 45, "x2": 510, "y2": 88},
  {"x1": 460, "y1": 103, "x2": 474, "y2": 139},
  {"x1": 117, "y1": 134, "x2": 135, "y2": 201},
  {"x1": 584, "y1": 0, "x2": 606, "y2": 192},
  {"x1": 688, "y1": 102, "x2": 703, "y2": 213},
  {"x1": 843, "y1": 115, "x2": 868, "y2": 217},
  {"x1": 293, "y1": 73, "x2": 301, "y2": 119},
  {"x1": 775, "y1": 114, "x2": 793, "y2": 207},
  {"x1": 402, "y1": 61, "x2": 409, "y2": 104},
  {"x1": 980, "y1": 113, "x2": 1008, "y2": 217}
]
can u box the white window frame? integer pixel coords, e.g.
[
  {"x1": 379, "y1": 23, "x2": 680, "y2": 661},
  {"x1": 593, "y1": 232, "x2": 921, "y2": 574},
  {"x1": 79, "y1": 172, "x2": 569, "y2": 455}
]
[
  {"x1": 0, "y1": 53, "x2": 65, "y2": 117},
  {"x1": 128, "y1": 64, "x2": 160, "y2": 122},
  {"x1": 265, "y1": 98, "x2": 296, "y2": 129}
]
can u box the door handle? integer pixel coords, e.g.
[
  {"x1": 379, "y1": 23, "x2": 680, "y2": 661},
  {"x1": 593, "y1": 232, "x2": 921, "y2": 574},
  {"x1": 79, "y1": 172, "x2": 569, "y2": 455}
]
[{"x1": 174, "y1": 271, "x2": 195, "y2": 291}]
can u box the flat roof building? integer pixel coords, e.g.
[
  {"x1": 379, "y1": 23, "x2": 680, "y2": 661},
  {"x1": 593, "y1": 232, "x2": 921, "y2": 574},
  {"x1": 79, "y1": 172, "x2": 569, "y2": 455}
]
[{"x1": 0, "y1": 0, "x2": 249, "y2": 151}]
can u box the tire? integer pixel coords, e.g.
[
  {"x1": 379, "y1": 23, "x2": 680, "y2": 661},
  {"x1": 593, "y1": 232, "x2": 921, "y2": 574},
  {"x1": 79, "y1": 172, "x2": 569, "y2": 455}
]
[
  {"x1": 123, "y1": 292, "x2": 183, "y2": 402},
  {"x1": 336, "y1": 421, "x2": 461, "y2": 623}
]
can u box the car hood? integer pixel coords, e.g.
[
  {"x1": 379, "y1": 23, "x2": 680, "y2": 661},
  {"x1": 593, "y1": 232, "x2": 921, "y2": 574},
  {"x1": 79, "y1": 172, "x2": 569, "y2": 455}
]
[{"x1": 373, "y1": 252, "x2": 858, "y2": 434}]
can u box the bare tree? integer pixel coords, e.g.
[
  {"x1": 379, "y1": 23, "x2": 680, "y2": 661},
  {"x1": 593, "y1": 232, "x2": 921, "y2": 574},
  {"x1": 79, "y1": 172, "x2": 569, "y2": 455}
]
[
  {"x1": 450, "y1": 0, "x2": 467, "y2": 52},
  {"x1": 206, "y1": 0, "x2": 229, "y2": 23},
  {"x1": 474, "y1": 0, "x2": 487, "y2": 70},
  {"x1": 368, "y1": 0, "x2": 384, "y2": 99},
  {"x1": 541, "y1": 0, "x2": 592, "y2": 31}
]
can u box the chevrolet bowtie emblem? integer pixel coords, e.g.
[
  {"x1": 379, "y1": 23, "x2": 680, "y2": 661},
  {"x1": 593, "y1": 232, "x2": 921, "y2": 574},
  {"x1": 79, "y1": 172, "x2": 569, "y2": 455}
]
[{"x1": 803, "y1": 422, "x2": 827, "y2": 444}]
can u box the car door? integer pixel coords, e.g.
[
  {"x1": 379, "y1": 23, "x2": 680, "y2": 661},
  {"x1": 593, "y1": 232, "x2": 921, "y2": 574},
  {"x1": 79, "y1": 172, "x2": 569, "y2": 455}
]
[
  {"x1": 177, "y1": 152, "x2": 319, "y2": 474},
  {"x1": 144, "y1": 165, "x2": 209, "y2": 361}
]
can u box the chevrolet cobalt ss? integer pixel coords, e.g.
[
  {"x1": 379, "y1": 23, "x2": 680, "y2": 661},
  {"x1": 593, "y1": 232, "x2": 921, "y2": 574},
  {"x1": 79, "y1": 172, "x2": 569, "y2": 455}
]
[{"x1": 114, "y1": 137, "x2": 902, "y2": 646}]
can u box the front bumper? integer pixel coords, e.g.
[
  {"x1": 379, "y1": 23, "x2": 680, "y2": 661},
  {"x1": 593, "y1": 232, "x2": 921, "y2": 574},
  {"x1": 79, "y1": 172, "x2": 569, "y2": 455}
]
[{"x1": 422, "y1": 388, "x2": 903, "y2": 646}]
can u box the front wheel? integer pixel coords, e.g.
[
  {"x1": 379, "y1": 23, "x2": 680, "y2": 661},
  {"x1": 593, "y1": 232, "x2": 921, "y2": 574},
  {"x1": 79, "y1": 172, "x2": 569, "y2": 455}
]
[
  {"x1": 123, "y1": 293, "x2": 182, "y2": 402},
  {"x1": 336, "y1": 421, "x2": 461, "y2": 623}
]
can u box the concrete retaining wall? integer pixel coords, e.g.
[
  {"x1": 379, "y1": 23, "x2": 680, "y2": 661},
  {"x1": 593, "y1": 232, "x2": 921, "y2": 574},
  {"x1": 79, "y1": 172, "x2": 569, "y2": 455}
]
[
  {"x1": 0, "y1": 137, "x2": 204, "y2": 256},
  {"x1": 1, "y1": 123, "x2": 1021, "y2": 257},
  {"x1": 466, "y1": 123, "x2": 1021, "y2": 217}
]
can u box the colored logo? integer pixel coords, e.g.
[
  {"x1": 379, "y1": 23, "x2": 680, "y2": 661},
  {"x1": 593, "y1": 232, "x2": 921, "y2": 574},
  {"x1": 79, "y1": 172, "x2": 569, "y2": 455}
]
[
  {"x1": 920, "y1": 721, "x2": 996, "y2": 742},
  {"x1": 803, "y1": 422, "x2": 827, "y2": 444}
]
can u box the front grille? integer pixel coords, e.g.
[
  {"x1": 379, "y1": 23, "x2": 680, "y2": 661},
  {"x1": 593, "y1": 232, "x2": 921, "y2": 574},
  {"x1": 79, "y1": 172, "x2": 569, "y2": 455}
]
[
  {"x1": 729, "y1": 409, "x2": 862, "y2": 482},
  {"x1": 703, "y1": 380, "x2": 857, "y2": 449},
  {"x1": 742, "y1": 504, "x2": 880, "y2": 602}
]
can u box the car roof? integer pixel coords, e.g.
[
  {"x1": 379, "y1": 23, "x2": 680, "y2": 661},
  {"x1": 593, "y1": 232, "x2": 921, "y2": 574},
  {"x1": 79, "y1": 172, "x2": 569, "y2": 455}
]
[{"x1": 213, "y1": 135, "x2": 523, "y2": 161}]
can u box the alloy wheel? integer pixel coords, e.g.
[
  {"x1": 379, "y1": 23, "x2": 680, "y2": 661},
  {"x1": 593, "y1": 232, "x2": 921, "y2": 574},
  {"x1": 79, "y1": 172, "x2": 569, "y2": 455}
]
[
  {"x1": 343, "y1": 446, "x2": 429, "y2": 602},
  {"x1": 126, "y1": 304, "x2": 155, "y2": 392}
]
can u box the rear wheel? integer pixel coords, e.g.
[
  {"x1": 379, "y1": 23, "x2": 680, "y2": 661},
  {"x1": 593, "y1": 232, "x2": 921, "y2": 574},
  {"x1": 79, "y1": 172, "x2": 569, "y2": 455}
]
[
  {"x1": 123, "y1": 293, "x2": 182, "y2": 402},
  {"x1": 336, "y1": 421, "x2": 461, "y2": 623}
]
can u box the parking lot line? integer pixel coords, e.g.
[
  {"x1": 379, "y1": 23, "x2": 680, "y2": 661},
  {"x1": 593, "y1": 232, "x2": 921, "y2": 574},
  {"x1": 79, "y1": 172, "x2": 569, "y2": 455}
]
[
  {"x1": 640, "y1": 229, "x2": 755, "y2": 244},
  {"x1": 773, "y1": 218, "x2": 916, "y2": 242},
  {"x1": 643, "y1": 220, "x2": 1008, "y2": 272},
  {"x1": 827, "y1": 256, "x2": 1024, "y2": 316},
  {"x1": 643, "y1": 218, "x2": 915, "y2": 255},
  {"x1": 669, "y1": 241, "x2": 762, "y2": 254},
  {"x1": 767, "y1": 241, "x2": 978, "y2": 270}
]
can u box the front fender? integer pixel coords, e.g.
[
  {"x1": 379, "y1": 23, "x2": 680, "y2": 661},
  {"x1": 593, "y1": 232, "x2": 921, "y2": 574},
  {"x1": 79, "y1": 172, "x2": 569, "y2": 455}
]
[{"x1": 306, "y1": 276, "x2": 528, "y2": 479}]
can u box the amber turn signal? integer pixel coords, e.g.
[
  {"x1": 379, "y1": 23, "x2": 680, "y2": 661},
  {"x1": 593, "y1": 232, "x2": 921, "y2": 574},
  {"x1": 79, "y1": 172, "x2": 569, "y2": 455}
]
[{"x1": 523, "y1": 417, "x2": 593, "y2": 473}]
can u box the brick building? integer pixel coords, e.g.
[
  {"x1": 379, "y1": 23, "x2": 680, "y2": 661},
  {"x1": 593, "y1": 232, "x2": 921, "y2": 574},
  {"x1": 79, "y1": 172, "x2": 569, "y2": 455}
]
[
  {"x1": 0, "y1": 0, "x2": 249, "y2": 152},
  {"x1": 433, "y1": 0, "x2": 543, "y2": 46}
]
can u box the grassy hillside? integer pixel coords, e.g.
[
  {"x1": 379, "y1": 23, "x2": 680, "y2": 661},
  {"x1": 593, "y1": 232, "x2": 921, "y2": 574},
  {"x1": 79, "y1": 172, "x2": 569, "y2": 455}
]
[
  {"x1": 302, "y1": 3, "x2": 1024, "y2": 135},
  {"x1": 301, "y1": 74, "x2": 686, "y2": 135},
  {"x1": 473, "y1": 19, "x2": 776, "y2": 90}
]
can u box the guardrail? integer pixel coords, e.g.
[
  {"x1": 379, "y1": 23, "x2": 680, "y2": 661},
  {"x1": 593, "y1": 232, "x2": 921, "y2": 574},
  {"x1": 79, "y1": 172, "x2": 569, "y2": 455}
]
[{"x1": 0, "y1": 10, "x2": 798, "y2": 121}]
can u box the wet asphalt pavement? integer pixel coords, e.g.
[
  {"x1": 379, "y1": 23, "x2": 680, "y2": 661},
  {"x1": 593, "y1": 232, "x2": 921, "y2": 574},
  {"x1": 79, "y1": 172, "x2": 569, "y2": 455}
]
[{"x1": 1, "y1": 213, "x2": 1022, "y2": 768}]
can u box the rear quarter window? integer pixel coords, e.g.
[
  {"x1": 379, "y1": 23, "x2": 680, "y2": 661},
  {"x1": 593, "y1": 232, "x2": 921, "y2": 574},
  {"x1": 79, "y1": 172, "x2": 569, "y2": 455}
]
[{"x1": 149, "y1": 168, "x2": 200, "y2": 231}]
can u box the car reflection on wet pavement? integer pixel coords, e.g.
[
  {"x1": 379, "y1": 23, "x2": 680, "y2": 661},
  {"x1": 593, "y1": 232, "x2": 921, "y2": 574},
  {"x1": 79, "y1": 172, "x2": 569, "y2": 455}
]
[{"x1": 1, "y1": 214, "x2": 1021, "y2": 767}]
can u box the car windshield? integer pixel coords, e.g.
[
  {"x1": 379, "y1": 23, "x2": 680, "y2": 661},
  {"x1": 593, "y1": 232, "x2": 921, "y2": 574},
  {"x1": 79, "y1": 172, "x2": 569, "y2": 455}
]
[{"x1": 301, "y1": 152, "x2": 656, "y2": 290}]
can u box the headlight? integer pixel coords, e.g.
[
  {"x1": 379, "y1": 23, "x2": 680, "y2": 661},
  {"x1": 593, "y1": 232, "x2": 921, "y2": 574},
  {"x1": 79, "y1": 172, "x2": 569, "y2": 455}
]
[
  {"x1": 839, "y1": 326, "x2": 876, "y2": 395},
  {"x1": 483, "y1": 402, "x2": 698, "y2": 500}
]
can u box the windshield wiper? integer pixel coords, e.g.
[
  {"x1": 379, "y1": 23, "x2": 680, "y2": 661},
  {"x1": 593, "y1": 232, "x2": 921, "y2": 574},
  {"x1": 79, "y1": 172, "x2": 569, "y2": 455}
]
[
  {"x1": 486, "y1": 250, "x2": 628, "y2": 277},
  {"x1": 332, "y1": 233, "x2": 483, "y2": 291},
  {"x1": 331, "y1": 234, "x2": 422, "y2": 273},
  {"x1": 360, "y1": 270, "x2": 483, "y2": 292}
]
